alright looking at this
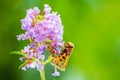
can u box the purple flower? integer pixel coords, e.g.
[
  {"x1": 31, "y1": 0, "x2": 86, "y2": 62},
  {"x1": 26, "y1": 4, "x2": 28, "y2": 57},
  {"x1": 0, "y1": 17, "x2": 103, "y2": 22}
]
[
  {"x1": 25, "y1": 61, "x2": 43, "y2": 70},
  {"x1": 21, "y1": 7, "x2": 40, "y2": 31},
  {"x1": 37, "y1": 63, "x2": 43, "y2": 70},
  {"x1": 33, "y1": 7, "x2": 40, "y2": 15},
  {"x1": 24, "y1": 45, "x2": 30, "y2": 53},
  {"x1": 19, "y1": 57, "x2": 23, "y2": 61},
  {"x1": 17, "y1": 35, "x2": 21, "y2": 41},
  {"x1": 17, "y1": 4, "x2": 63, "y2": 46},
  {"x1": 52, "y1": 71, "x2": 60, "y2": 76},
  {"x1": 17, "y1": 4, "x2": 64, "y2": 72},
  {"x1": 22, "y1": 67, "x2": 26, "y2": 71},
  {"x1": 29, "y1": 43, "x2": 36, "y2": 47},
  {"x1": 44, "y1": 4, "x2": 52, "y2": 14}
]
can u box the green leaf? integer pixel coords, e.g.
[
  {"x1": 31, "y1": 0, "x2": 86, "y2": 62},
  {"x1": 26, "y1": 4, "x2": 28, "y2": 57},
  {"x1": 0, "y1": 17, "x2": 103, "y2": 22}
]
[
  {"x1": 10, "y1": 51, "x2": 27, "y2": 57},
  {"x1": 18, "y1": 62, "x2": 26, "y2": 69}
]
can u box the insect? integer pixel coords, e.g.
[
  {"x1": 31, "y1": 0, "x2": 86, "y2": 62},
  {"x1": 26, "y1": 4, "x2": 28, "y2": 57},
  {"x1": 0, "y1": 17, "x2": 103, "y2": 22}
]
[
  {"x1": 52, "y1": 42, "x2": 74, "y2": 69},
  {"x1": 47, "y1": 43, "x2": 58, "y2": 56}
]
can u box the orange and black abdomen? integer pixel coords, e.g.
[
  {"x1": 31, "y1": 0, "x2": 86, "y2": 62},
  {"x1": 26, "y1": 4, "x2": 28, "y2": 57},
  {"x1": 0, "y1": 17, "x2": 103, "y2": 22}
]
[
  {"x1": 54, "y1": 46, "x2": 73, "y2": 65},
  {"x1": 52, "y1": 42, "x2": 74, "y2": 68},
  {"x1": 53, "y1": 53, "x2": 67, "y2": 67}
]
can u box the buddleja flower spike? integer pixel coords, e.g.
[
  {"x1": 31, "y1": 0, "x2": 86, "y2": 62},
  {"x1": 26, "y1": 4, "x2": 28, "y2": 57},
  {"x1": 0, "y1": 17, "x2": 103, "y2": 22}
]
[{"x1": 12, "y1": 4, "x2": 74, "y2": 80}]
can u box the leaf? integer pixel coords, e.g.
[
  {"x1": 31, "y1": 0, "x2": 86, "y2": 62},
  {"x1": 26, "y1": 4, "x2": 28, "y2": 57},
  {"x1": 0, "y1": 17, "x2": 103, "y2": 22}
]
[
  {"x1": 18, "y1": 62, "x2": 26, "y2": 69},
  {"x1": 10, "y1": 51, "x2": 27, "y2": 57}
]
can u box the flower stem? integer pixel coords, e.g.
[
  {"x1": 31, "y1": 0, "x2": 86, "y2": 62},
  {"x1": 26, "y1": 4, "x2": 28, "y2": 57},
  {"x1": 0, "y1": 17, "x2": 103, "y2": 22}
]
[
  {"x1": 40, "y1": 59, "x2": 45, "y2": 80},
  {"x1": 44, "y1": 55, "x2": 53, "y2": 65},
  {"x1": 40, "y1": 67, "x2": 45, "y2": 80}
]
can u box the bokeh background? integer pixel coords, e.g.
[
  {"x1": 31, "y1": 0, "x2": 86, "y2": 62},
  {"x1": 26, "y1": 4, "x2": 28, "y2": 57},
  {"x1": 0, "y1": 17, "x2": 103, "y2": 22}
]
[{"x1": 0, "y1": 0, "x2": 120, "y2": 80}]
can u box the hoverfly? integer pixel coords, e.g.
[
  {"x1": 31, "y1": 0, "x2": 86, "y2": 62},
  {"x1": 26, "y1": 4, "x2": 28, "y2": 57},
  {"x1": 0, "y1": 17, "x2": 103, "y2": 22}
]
[{"x1": 49, "y1": 42, "x2": 74, "y2": 69}]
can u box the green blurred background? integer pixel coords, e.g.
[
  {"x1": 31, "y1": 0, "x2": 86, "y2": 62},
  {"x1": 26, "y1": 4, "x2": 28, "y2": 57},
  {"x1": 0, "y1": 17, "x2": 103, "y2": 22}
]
[{"x1": 0, "y1": 0, "x2": 120, "y2": 80}]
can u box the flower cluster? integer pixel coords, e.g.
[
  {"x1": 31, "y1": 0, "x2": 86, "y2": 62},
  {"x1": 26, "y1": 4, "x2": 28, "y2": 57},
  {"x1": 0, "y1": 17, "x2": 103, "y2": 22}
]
[
  {"x1": 17, "y1": 4, "x2": 64, "y2": 76},
  {"x1": 17, "y1": 4, "x2": 63, "y2": 48}
]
